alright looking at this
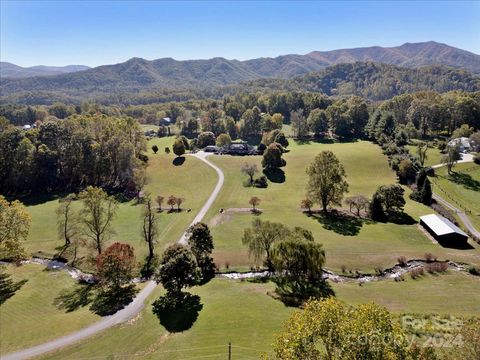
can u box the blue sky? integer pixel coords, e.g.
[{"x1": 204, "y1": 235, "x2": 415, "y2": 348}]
[{"x1": 1, "y1": 1, "x2": 479, "y2": 67}]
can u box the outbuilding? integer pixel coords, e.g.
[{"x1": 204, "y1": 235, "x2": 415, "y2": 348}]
[{"x1": 419, "y1": 214, "x2": 468, "y2": 245}]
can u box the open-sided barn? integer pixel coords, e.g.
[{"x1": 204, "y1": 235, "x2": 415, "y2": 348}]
[{"x1": 420, "y1": 214, "x2": 468, "y2": 245}]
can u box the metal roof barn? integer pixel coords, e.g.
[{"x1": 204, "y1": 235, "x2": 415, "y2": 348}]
[{"x1": 419, "y1": 214, "x2": 468, "y2": 244}]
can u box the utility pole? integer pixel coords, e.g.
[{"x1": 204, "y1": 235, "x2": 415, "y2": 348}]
[{"x1": 228, "y1": 342, "x2": 231, "y2": 360}]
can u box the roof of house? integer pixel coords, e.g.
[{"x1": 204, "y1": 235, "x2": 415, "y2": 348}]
[
  {"x1": 420, "y1": 214, "x2": 468, "y2": 237},
  {"x1": 448, "y1": 137, "x2": 471, "y2": 148}
]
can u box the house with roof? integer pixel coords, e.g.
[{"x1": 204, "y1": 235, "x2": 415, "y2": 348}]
[
  {"x1": 419, "y1": 214, "x2": 468, "y2": 245},
  {"x1": 447, "y1": 137, "x2": 472, "y2": 153}
]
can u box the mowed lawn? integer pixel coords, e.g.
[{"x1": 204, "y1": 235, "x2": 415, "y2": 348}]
[
  {"x1": 432, "y1": 162, "x2": 480, "y2": 230},
  {"x1": 0, "y1": 264, "x2": 100, "y2": 355},
  {"x1": 39, "y1": 279, "x2": 292, "y2": 360},
  {"x1": 23, "y1": 137, "x2": 217, "y2": 263},
  {"x1": 405, "y1": 144, "x2": 443, "y2": 168},
  {"x1": 205, "y1": 140, "x2": 480, "y2": 272},
  {"x1": 333, "y1": 271, "x2": 480, "y2": 316},
  {"x1": 39, "y1": 273, "x2": 480, "y2": 360}
]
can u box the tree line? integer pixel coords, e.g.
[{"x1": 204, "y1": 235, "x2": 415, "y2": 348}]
[{"x1": 0, "y1": 114, "x2": 147, "y2": 196}]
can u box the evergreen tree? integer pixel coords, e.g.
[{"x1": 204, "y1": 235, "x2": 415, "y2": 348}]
[
  {"x1": 369, "y1": 194, "x2": 385, "y2": 221},
  {"x1": 420, "y1": 178, "x2": 432, "y2": 205}
]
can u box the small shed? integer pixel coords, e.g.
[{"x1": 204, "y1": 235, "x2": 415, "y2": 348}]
[{"x1": 420, "y1": 214, "x2": 468, "y2": 244}]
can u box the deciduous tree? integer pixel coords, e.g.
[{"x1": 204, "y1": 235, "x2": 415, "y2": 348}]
[
  {"x1": 96, "y1": 242, "x2": 136, "y2": 289},
  {"x1": 141, "y1": 196, "x2": 158, "y2": 276},
  {"x1": 56, "y1": 194, "x2": 79, "y2": 247},
  {"x1": 172, "y1": 138, "x2": 186, "y2": 157},
  {"x1": 242, "y1": 218, "x2": 289, "y2": 270},
  {"x1": 241, "y1": 163, "x2": 258, "y2": 185},
  {"x1": 306, "y1": 151, "x2": 349, "y2": 212},
  {"x1": 249, "y1": 196, "x2": 260, "y2": 211},
  {"x1": 345, "y1": 195, "x2": 369, "y2": 217},
  {"x1": 0, "y1": 196, "x2": 31, "y2": 261},
  {"x1": 156, "y1": 244, "x2": 201, "y2": 297},
  {"x1": 187, "y1": 223, "x2": 215, "y2": 283},
  {"x1": 79, "y1": 186, "x2": 118, "y2": 254}
]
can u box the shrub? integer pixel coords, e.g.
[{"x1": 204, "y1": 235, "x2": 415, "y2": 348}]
[
  {"x1": 468, "y1": 265, "x2": 480, "y2": 276},
  {"x1": 426, "y1": 262, "x2": 448, "y2": 273},
  {"x1": 431, "y1": 202, "x2": 459, "y2": 226},
  {"x1": 397, "y1": 256, "x2": 407, "y2": 267},
  {"x1": 424, "y1": 253, "x2": 437, "y2": 263},
  {"x1": 409, "y1": 267, "x2": 424, "y2": 279},
  {"x1": 253, "y1": 176, "x2": 268, "y2": 188}
]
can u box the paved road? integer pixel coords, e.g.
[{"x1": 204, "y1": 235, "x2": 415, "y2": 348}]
[
  {"x1": 178, "y1": 152, "x2": 225, "y2": 244},
  {"x1": 431, "y1": 153, "x2": 473, "y2": 169},
  {"x1": 430, "y1": 152, "x2": 480, "y2": 239},
  {"x1": 2, "y1": 152, "x2": 225, "y2": 360},
  {"x1": 1, "y1": 281, "x2": 157, "y2": 360},
  {"x1": 432, "y1": 193, "x2": 480, "y2": 239}
]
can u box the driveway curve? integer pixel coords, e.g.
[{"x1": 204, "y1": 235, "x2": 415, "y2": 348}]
[
  {"x1": 178, "y1": 152, "x2": 225, "y2": 244},
  {"x1": 2, "y1": 152, "x2": 225, "y2": 360}
]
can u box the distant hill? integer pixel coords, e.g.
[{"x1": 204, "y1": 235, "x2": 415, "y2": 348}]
[
  {"x1": 0, "y1": 62, "x2": 90, "y2": 78},
  {"x1": 1, "y1": 42, "x2": 479, "y2": 104},
  {"x1": 240, "y1": 62, "x2": 480, "y2": 100}
]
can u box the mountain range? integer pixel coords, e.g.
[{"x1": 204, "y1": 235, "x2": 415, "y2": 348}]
[
  {"x1": 0, "y1": 62, "x2": 90, "y2": 79},
  {"x1": 1, "y1": 41, "x2": 479, "y2": 104}
]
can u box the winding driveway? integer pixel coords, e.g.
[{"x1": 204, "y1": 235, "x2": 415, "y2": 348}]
[{"x1": 1, "y1": 152, "x2": 224, "y2": 360}]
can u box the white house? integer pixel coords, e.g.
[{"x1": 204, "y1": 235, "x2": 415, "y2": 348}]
[{"x1": 447, "y1": 137, "x2": 472, "y2": 153}]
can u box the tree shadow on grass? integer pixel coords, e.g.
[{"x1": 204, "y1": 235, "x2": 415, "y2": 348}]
[
  {"x1": 53, "y1": 284, "x2": 95, "y2": 312},
  {"x1": 152, "y1": 292, "x2": 203, "y2": 332},
  {"x1": 263, "y1": 168, "x2": 286, "y2": 183},
  {"x1": 0, "y1": 269, "x2": 28, "y2": 305},
  {"x1": 449, "y1": 172, "x2": 480, "y2": 192},
  {"x1": 271, "y1": 280, "x2": 335, "y2": 307},
  {"x1": 90, "y1": 284, "x2": 138, "y2": 316},
  {"x1": 387, "y1": 212, "x2": 417, "y2": 225},
  {"x1": 173, "y1": 156, "x2": 186, "y2": 166},
  {"x1": 307, "y1": 210, "x2": 363, "y2": 236}
]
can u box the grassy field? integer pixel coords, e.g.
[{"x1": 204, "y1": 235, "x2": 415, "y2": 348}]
[
  {"x1": 205, "y1": 140, "x2": 480, "y2": 272},
  {"x1": 333, "y1": 271, "x2": 480, "y2": 316},
  {"x1": 23, "y1": 136, "x2": 217, "y2": 265},
  {"x1": 38, "y1": 272, "x2": 480, "y2": 360},
  {"x1": 39, "y1": 279, "x2": 292, "y2": 360},
  {"x1": 406, "y1": 144, "x2": 443, "y2": 167},
  {"x1": 432, "y1": 162, "x2": 480, "y2": 230},
  {"x1": 0, "y1": 264, "x2": 100, "y2": 355}
]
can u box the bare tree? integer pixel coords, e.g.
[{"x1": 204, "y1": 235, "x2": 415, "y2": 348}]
[
  {"x1": 79, "y1": 186, "x2": 118, "y2": 254},
  {"x1": 300, "y1": 198, "x2": 313, "y2": 213},
  {"x1": 155, "y1": 195, "x2": 164, "y2": 211},
  {"x1": 142, "y1": 195, "x2": 158, "y2": 274},
  {"x1": 442, "y1": 145, "x2": 461, "y2": 174},
  {"x1": 345, "y1": 195, "x2": 370, "y2": 217},
  {"x1": 249, "y1": 196, "x2": 260, "y2": 212},
  {"x1": 176, "y1": 197, "x2": 184, "y2": 211},
  {"x1": 416, "y1": 142, "x2": 428, "y2": 167},
  {"x1": 167, "y1": 195, "x2": 177, "y2": 211},
  {"x1": 241, "y1": 163, "x2": 258, "y2": 186},
  {"x1": 56, "y1": 194, "x2": 79, "y2": 247}
]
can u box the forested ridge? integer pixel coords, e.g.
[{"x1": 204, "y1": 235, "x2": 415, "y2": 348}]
[{"x1": 1, "y1": 41, "x2": 479, "y2": 105}]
